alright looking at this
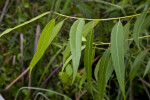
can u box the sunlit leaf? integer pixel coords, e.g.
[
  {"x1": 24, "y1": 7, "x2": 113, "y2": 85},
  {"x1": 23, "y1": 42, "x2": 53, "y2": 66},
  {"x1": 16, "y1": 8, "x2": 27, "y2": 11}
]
[
  {"x1": 133, "y1": 10, "x2": 148, "y2": 50},
  {"x1": 84, "y1": 30, "x2": 94, "y2": 94},
  {"x1": 69, "y1": 19, "x2": 85, "y2": 82},
  {"x1": 110, "y1": 21, "x2": 125, "y2": 98},
  {"x1": 129, "y1": 50, "x2": 148, "y2": 82},
  {"x1": 28, "y1": 19, "x2": 55, "y2": 71}
]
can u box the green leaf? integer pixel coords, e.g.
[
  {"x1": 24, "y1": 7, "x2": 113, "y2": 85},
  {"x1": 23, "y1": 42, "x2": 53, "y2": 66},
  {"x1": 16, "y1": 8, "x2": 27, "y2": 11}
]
[
  {"x1": 65, "y1": 64, "x2": 73, "y2": 76},
  {"x1": 133, "y1": 10, "x2": 148, "y2": 50},
  {"x1": 29, "y1": 20, "x2": 64, "y2": 72},
  {"x1": 106, "y1": 57, "x2": 114, "y2": 83},
  {"x1": 69, "y1": 19, "x2": 85, "y2": 82},
  {"x1": 52, "y1": 0, "x2": 62, "y2": 19},
  {"x1": 129, "y1": 50, "x2": 148, "y2": 82},
  {"x1": 110, "y1": 21, "x2": 125, "y2": 99},
  {"x1": 97, "y1": 49, "x2": 110, "y2": 100},
  {"x1": 84, "y1": 31, "x2": 94, "y2": 94},
  {"x1": 123, "y1": 23, "x2": 130, "y2": 53},
  {"x1": 94, "y1": 58, "x2": 101, "y2": 81},
  {"x1": 79, "y1": 69, "x2": 87, "y2": 90},
  {"x1": 143, "y1": 59, "x2": 150, "y2": 77},
  {"x1": 62, "y1": 21, "x2": 98, "y2": 65},
  {"x1": 28, "y1": 19, "x2": 55, "y2": 71},
  {"x1": 62, "y1": 45, "x2": 86, "y2": 72},
  {"x1": 63, "y1": 41, "x2": 71, "y2": 64},
  {"x1": 82, "y1": 21, "x2": 99, "y2": 37},
  {"x1": 59, "y1": 72, "x2": 69, "y2": 83},
  {"x1": 0, "y1": 12, "x2": 50, "y2": 37}
]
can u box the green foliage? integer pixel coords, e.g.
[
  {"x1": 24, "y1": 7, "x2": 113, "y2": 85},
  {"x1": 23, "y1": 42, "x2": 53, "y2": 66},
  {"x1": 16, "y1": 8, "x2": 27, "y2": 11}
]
[
  {"x1": 129, "y1": 50, "x2": 148, "y2": 82},
  {"x1": 0, "y1": 0, "x2": 150, "y2": 100},
  {"x1": 69, "y1": 19, "x2": 85, "y2": 82},
  {"x1": 84, "y1": 30, "x2": 94, "y2": 95},
  {"x1": 110, "y1": 21, "x2": 125, "y2": 99},
  {"x1": 133, "y1": 10, "x2": 148, "y2": 50}
]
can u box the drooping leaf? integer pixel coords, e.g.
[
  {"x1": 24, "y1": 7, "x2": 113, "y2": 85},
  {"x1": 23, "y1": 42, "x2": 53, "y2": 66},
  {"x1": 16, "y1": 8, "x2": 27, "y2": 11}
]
[
  {"x1": 106, "y1": 57, "x2": 114, "y2": 83},
  {"x1": 62, "y1": 45, "x2": 86, "y2": 72},
  {"x1": 110, "y1": 21, "x2": 125, "y2": 99},
  {"x1": 84, "y1": 31, "x2": 94, "y2": 94},
  {"x1": 123, "y1": 23, "x2": 130, "y2": 53},
  {"x1": 133, "y1": 10, "x2": 148, "y2": 50},
  {"x1": 97, "y1": 49, "x2": 110, "y2": 100},
  {"x1": 143, "y1": 59, "x2": 150, "y2": 77},
  {"x1": 82, "y1": 21, "x2": 99, "y2": 37},
  {"x1": 129, "y1": 50, "x2": 148, "y2": 82},
  {"x1": 94, "y1": 58, "x2": 101, "y2": 81},
  {"x1": 28, "y1": 19, "x2": 55, "y2": 71},
  {"x1": 69, "y1": 19, "x2": 85, "y2": 82},
  {"x1": 62, "y1": 20, "x2": 98, "y2": 66},
  {"x1": 0, "y1": 12, "x2": 50, "y2": 37}
]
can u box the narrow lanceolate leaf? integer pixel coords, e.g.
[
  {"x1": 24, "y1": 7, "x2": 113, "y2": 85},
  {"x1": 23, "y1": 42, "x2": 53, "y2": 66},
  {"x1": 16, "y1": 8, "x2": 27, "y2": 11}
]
[
  {"x1": 29, "y1": 20, "x2": 64, "y2": 71},
  {"x1": 143, "y1": 59, "x2": 150, "y2": 77},
  {"x1": 69, "y1": 19, "x2": 85, "y2": 82},
  {"x1": 110, "y1": 21, "x2": 125, "y2": 99},
  {"x1": 63, "y1": 41, "x2": 70, "y2": 64},
  {"x1": 82, "y1": 21, "x2": 99, "y2": 37},
  {"x1": 133, "y1": 10, "x2": 148, "y2": 50},
  {"x1": 98, "y1": 49, "x2": 110, "y2": 100},
  {"x1": 129, "y1": 50, "x2": 148, "y2": 82},
  {"x1": 106, "y1": 57, "x2": 114, "y2": 83},
  {"x1": 62, "y1": 21, "x2": 98, "y2": 65},
  {"x1": 29, "y1": 19, "x2": 55, "y2": 71},
  {"x1": 0, "y1": 12, "x2": 50, "y2": 37},
  {"x1": 84, "y1": 31, "x2": 94, "y2": 94},
  {"x1": 62, "y1": 45, "x2": 86, "y2": 72},
  {"x1": 123, "y1": 23, "x2": 130, "y2": 53}
]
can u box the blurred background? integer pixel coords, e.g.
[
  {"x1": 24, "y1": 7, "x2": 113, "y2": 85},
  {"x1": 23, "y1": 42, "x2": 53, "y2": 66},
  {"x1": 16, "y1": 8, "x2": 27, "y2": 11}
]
[{"x1": 0, "y1": 0, "x2": 150, "y2": 100}]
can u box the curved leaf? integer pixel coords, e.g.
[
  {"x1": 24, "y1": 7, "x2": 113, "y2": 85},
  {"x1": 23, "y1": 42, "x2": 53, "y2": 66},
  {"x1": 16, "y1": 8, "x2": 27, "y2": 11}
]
[
  {"x1": 133, "y1": 10, "x2": 148, "y2": 50},
  {"x1": 29, "y1": 19, "x2": 55, "y2": 71},
  {"x1": 110, "y1": 21, "x2": 125, "y2": 99},
  {"x1": 143, "y1": 59, "x2": 150, "y2": 77},
  {"x1": 82, "y1": 21, "x2": 99, "y2": 37},
  {"x1": 98, "y1": 49, "x2": 110, "y2": 100},
  {"x1": 129, "y1": 50, "x2": 148, "y2": 82},
  {"x1": 84, "y1": 31, "x2": 94, "y2": 94},
  {"x1": 69, "y1": 19, "x2": 85, "y2": 82},
  {"x1": 0, "y1": 12, "x2": 50, "y2": 37},
  {"x1": 29, "y1": 20, "x2": 64, "y2": 72},
  {"x1": 123, "y1": 23, "x2": 130, "y2": 53}
]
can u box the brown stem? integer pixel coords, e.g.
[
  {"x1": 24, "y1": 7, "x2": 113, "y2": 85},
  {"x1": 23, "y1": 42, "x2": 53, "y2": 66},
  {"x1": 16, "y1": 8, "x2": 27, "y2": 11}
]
[
  {"x1": 0, "y1": 0, "x2": 9, "y2": 24},
  {"x1": 5, "y1": 68, "x2": 29, "y2": 90}
]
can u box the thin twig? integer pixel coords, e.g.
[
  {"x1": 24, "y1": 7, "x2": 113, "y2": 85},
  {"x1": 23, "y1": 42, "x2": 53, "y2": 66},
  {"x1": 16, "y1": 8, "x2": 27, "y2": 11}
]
[
  {"x1": 139, "y1": 78, "x2": 150, "y2": 88},
  {"x1": 5, "y1": 68, "x2": 29, "y2": 90},
  {"x1": 20, "y1": 34, "x2": 24, "y2": 84},
  {"x1": 0, "y1": 0, "x2": 9, "y2": 24}
]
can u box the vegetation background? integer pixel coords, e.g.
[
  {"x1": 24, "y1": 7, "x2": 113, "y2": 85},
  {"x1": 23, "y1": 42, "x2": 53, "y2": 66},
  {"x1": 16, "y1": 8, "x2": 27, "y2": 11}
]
[{"x1": 0, "y1": 0, "x2": 150, "y2": 100}]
